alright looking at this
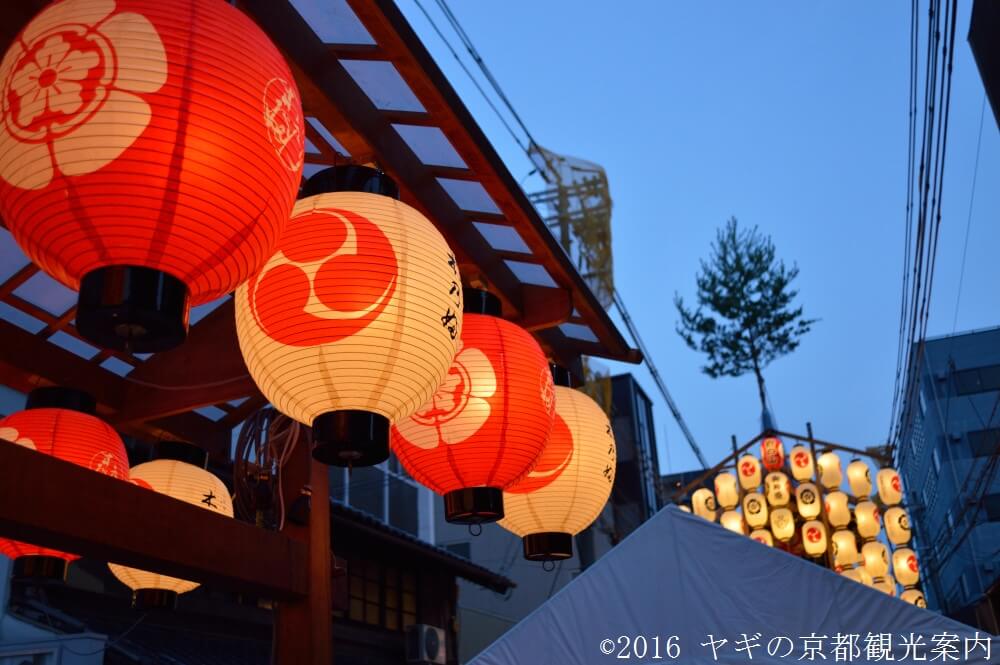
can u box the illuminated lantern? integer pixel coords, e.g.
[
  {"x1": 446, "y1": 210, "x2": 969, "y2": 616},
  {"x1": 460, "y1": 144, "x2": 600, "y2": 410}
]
[
  {"x1": 0, "y1": 387, "x2": 127, "y2": 579},
  {"x1": 824, "y1": 491, "x2": 851, "y2": 528},
  {"x1": 499, "y1": 379, "x2": 616, "y2": 561},
  {"x1": 877, "y1": 468, "x2": 903, "y2": 505},
  {"x1": 0, "y1": 0, "x2": 304, "y2": 352},
  {"x1": 393, "y1": 289, "x2": 554, "y2": 524},
  {"x1": 770, "y1": 507, "x2": 795, "y2": 542},
  {"x1": 862, "y1": 541, "x2": 890, "y2": 578},
  {"x1": 846, "y1": 459, "x2": 872, "y2": 498},
  {"x1": 719, "y1": 509, "x2": 745, "y2": 535},
  {"x1": 892, "y1": 548, "x2": 920, "y2": 587},
  {"x1": 789, "y1": 444, "x2": 815, "y2": 481},
  {"x1": 816, "y1": 451, "x2": 843, "y2": 489},
  {"x1": 760, "y1": 436, "x2": 785, "y2": 471},
  {"x1": 842, "y1": 566, "x2": 872, "y2": 587},
  {"x1": 691, "y1": 488, "x2": 718, "y2": 522},
  {"x1": 737, "y1": 454, "x2": 762, "y2": 490},
  {"x1": 801, "y1": 520, "x2": 828, "y2": 557},
  {"x1": 109, "y1": 442, "x2": 232, "y2": 609},
  {"x1": 831, "y1": 529, "x2": 858, "y2": 567},
  {"x1": 742, "y1": 492, "x2": 768, "y2": 529},
  {"x1": 872, "y1": 577, "x2": 896, "y2": 596},
  {"x1": 714, "y1": 472, "x2": 739, "y2": 510},
  {"x1": 795, "y1": 482, "x2": 821, "y2": 519},
  {"x1": 764, "y1": 471, "x2": 791, "y2": 507},
  {"x1": 900, "y1": 589, "x2": 926, "y2": 607},
  {"x1": 854, "y1": 500, "x2": 881, "y2": 540},
  {"x1": 750, "y1": 529, "x2": 773, "y2": 547},
  {"x1": 237, "y1": 166, "x2": 462, "y2": 467},
  {"x1": 679, "y1": 505, "x2": 692, "y2": 513},
  {"x1": 884, "y1": 506, "x2": 911, "y2": 545}
]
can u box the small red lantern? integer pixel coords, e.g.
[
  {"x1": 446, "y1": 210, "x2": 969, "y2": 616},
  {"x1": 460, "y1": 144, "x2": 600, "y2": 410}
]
[
  {"x1": 0, "y1": 0, "x2": 304, "y2": 351},
  {"x1": 392, "y1": 289, "x2": 555, "y2": 524},
  {"x1": 760, "y1": 436, "x2": 785, "y2": 471},
  {"x1": 0, "y1": 387, "x2": 128, "y2": 579}
]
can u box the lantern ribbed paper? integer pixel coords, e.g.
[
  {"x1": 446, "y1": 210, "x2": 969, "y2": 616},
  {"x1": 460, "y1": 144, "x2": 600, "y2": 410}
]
[
  {"x1": 691, "y1": 488, "x2": 718, "y2": 522},
  {"x1": 0, "y1": 0, "x2": 303, "y2": 349},
  {"x1": 893, "y1": 547, "x2": 920, "y2": 587},
  {"x1": 392, "y1": 312, "x2": 555, "y2": 522},
  {"x1": 832, "y1": 529, "x2": 859, "y2": 567},
  {"x1": 742, "y1": 491, "x2": 768, "y2": 529},
  {"x1": 825, "y1": 490, "x2": 851, "y2": 528},
  {"x1": 737, "y1": 454, "x2": 762, "y2": 490},
  {"x1": 769, "y1": 507, "x2": 795, "y2": 542},
  {"x1": 764, "y1": 471, "x2": 791, "y2": 507},
  {"x1": 854, "y1": 500, "x2": 881, "y2": 540},
  {"x1": 499, "y1": 387, "x2": 616, "y2": 545},
  {"x1": 817, "y1": 451, "x2": 843, "y2": 489},
  {"x1": 0, "y1": 408, "x2": 128, "y2": 561},
  {"x1": 877, "y1": 468, "x2": 903, "y2": 506},
  {"x1": 714, "y1": 472, "x2": 739, "y2": 510},
  {"x1": 237, "y1": 191, "x2": 462, "y2": 464},
  {"x1": 109, "y1": 459, "x2": 232, "y2": 596},
  {"x1": 847, "y1": 459, "x2": 873, "y2": 497},
  {"x1": 862, "y1": 541, "x2": 890, "y2": 578},
  {"x1": 795, "y1": 482, "x2": 821, "y2": 519},
  {"x1": 885, "y1": 506, "x2": 911, "y2": 545},
  {"x1": 789, "y1": 444, "x2": 815, "y2": 482},
  {"x1": 802, "y1": 520, "x2": 828, "y2": 557}
]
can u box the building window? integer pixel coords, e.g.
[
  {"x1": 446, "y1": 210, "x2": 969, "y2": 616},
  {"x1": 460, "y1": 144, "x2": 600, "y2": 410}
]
[
  {"x1": 968, "y1": 428, "x2": 1000, "y2": 457},
  {"x1": 346, "y1": 558, "x2": 418, "y2": 631},
  {"x1": 331, "y1": 458, "x2": 428, "y2": 538},
  {"x1": 953, "y1": 364, "x2": 1000, "y2": 396}
]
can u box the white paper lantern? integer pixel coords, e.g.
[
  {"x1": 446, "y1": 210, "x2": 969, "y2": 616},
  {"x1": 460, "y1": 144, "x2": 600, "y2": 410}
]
[
  {"x1": 795, "y1": 482, "x2": 822, "y2": 519},
  {"x1": 742, "y1": 492, "x2": 769, "y2": 529},
  {"x1": 846, "y1": 459, "x2": 873, "y2": 498},
  {"x1": 893, "y1": 548, "x2": 920, "y2": 587},
  {"x1": 862, "y1": 541, "x2": 890, "y2": 578},
  {"x1": 770, "y1": 507, "x2": 795, "y2": 542},
  {"x1": 789, "y1": 444, "x2": 815, "y2": 482},
  {"x1": 832, "y1": 529, "x2": 858, "y2": 567},
  {"x1": 900, "y1": 588, "x2": 926, "y2": 607},
  {"x1": 679, "y1": 505, "x2": 692, "y2": 513},
  {"x1": 714, "y1": 472, "x2": 740, "y2": 510},
  {"x1": 750, "y1": 529, "x2": 774, "y2": 547},
  {"x1": 877, "y1": 468, "x2": 903, "y2": 506},
  {"x1": 817, "y1": 451, "x2": 843, "y2": 490},
  {"x1": 872, "y1": 577, "x2": 897, "y2": 596},
  {"x1": 842, "y1": 566, "x2": 873, "y2": 587},
  {"x1": 801, "y1": 520, "x2": 828, "y2": 557},
  {"x1": 764, "y1": 471, "x2": 791, "y2": 507},
  {"x1": 737, "y1": 454, "x2": 762, "y2": 490},
  {"x1": 884, "y1": 506, "x2": 911, "y2": 545},
  {"x1": 824, "y1": 491, "x2": 851, "y2": 528},
  {"x1": 692, "y1": 488, "x2": 718, "y2": 522},
  {"x1": 720, "y1": 509, "x2": 746, "y2": 535},
  {"x1": 854, "y1": 500, "x2": 881, "y2": 540}
]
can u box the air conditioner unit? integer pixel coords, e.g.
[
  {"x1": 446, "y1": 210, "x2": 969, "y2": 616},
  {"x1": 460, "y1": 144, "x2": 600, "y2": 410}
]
[{"x1": 405, "y1": 624, "x2": 446, "y2": 664}]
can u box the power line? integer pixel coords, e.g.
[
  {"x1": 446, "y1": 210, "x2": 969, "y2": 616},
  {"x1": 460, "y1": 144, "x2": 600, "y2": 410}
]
[{"x1": 950, "y1": 95, "x2": 987, "y2": 334}]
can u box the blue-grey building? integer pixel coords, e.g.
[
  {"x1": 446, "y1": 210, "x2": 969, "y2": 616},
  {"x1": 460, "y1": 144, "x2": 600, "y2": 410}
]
[{"x1": 897, "y1": 326, "x2": 1000, "y2": 632}]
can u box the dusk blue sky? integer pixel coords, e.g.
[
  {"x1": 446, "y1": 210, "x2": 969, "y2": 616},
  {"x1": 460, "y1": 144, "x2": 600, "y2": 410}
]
[{"x1": 400, "y1": 1, "x2": 1000, "y2": 472}]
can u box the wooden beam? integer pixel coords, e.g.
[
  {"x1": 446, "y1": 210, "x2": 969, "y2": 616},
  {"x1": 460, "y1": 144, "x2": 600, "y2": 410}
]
[
  {"x1": 518, "y1": 285, "x2": 572, "y2": 332},
  {"x1": 0, "y1": 444, "x2": 307, "y2": 599}
]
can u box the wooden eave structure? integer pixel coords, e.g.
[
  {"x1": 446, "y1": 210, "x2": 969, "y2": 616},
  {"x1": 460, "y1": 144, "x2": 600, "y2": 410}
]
[{"x1": 0, "y1": 0, "x2": 640, "y2": 453}]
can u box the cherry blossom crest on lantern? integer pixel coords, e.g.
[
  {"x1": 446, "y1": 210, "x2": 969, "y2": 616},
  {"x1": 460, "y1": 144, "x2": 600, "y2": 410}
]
[
  {"x1": 395, "y1": 342, "x2": 497, "y2": 450},
  {"x1": 0, "y1": 0, "x2": 167, "y2": 190},
  {"x1": 0, "y1": 427, "x2": 36, "y2": 450}
]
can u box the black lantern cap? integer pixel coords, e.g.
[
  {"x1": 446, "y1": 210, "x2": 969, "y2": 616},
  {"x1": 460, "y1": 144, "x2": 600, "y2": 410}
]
[
  {"x1": 523, "y1": 532, "x2": 574, "y2": 562},
  {"x1": 444, "y1": 487, "x2": 504, "y2": 525},
  {"x1": 77, "y1": 265, "x2": 189, "y2": 353},
  {"x1": 12, "y1": 555, "x2": 68, "y2": 582},
  {"x1": 133, "y1": 588, "x2": 178, "y2": 611},
  {"x1": 463, "y1": 288, "x2": 501, "y2": 317},
  {"x1": 25, "y1": 386, "x2": 96, "y2": 415},
  {"x1": 312, "y1": 410, "x2": 390, "y2": 467},
  {"x1": 549, "y1": 363, "x2": 573, "y2": 388},
  {"x1": 302, "y1": 165, "x2": 399, "y2": 199},
  {"x1": 153, "y1": 440, "x2": 208, "y2": 469}
]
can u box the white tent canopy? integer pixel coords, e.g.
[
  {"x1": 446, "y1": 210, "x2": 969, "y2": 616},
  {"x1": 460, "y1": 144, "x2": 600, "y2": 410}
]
[{"x1": 470, "y1": 507, "x2": 997, "y2": 664}]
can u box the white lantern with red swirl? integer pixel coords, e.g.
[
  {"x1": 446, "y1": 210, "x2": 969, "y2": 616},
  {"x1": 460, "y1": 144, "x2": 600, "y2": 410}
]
[
  {"x1": 854, "y1": 500, "x2": 881, "y2": 540},
  {"x1": 236, "y1": 166, "x2": 462, "y2": 467},
  {"x1": 846, "y1": 459, "x2": 873, "y2": 498},
  {"x1": 825, "y1": 491, "x2": 851, "y2": 528},
  {"x1": 770, "y1": 507, "x2": 795, "y2": 542},
  {"x1": 714, "y1": 472, "x2": 740, "y2": 510},
  {"x1": 742, "y1": 491, "x2": 768, "y2": 529},
  {"x1": 817, "y1": 451, "x2": 843, "y2": 490},
  {"x1": 885, "y1": 506, "x2": 911, "y2": 545},
  {"x1": 877, "y1": 468, "x2": 904, "y2": 506},
  {"x1": 764, "y1": 471, "x2": 791, "y2": 507},
  {"x1": 737, "y1": 454, "x2": 762, "y2": 490},
  {"x1": 801, "y1": 520, "x2": 828, "y2": 557},
  {"x1": 760, "y1": 436, "x2": 785, "y2": 471},
  {"x1": 893, "y1": 548, "x2": 920, "y2": 587},
  {"x1": 0, "y1": 0, "x2": 305, "y2": 351},
  {"x1": 789, "y1": 445, "x2": 815, "y2": 482},
  {"x1": 750, "y1": 529, "x2": 773, "y2": 547},
  {"x1": 795, "y1": 482, "x2": 821, "y2": 519},
  {"x1": 691, "y1": 488, "x2": 718, "y2": 522}
]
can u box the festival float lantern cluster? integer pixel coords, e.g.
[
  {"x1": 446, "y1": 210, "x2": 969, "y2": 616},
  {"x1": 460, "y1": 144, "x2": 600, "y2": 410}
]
[{"x1": 679, "y1": 437, "x2": 925, "y2": 605}]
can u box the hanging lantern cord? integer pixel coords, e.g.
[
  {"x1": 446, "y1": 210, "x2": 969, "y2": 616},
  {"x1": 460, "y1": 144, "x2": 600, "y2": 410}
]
[
  {"x1": 542, "y1": 560, "x2": 555, "y2": 572},
  {"x1": 468, "y1": 523, "x2": 482, "y2": 537}
]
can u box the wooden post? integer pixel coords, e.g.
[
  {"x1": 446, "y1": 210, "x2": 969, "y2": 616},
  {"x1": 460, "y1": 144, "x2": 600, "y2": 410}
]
[{"x1": 273, "y1": 438, "x2": 333, "y2": 665}]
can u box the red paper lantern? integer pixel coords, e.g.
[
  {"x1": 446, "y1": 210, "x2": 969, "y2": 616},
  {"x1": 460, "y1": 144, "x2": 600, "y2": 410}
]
[
  {"x1": 760, "y1": 436, "x2": 785, "y2": 471},
  {"x1": 392, "y1": 290, "x2": 555, "y2": 524},
  {"x1": 0, "y1": 0, "x2": 304, "y2": 351},
  {"x1": 0, "y1": 388, "x2": 128, "y2": 579}
]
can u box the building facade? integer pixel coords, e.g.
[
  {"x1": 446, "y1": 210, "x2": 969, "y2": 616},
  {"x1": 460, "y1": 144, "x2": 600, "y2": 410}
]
[{"x1": 897, "y1": 326, "x2": 1000, "y2": 632}]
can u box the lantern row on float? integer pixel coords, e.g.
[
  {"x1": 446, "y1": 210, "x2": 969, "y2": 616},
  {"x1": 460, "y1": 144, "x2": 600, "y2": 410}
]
[{"x1": 678, "y1": 438, "x2": 924, "y2": 605}]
